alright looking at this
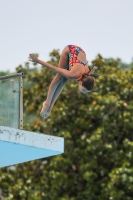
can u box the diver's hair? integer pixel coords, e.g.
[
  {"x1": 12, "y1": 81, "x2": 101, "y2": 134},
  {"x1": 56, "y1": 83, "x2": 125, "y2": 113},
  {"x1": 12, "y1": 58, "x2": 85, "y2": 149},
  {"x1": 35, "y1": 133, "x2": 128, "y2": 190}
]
[{"x1": 82, "y1": 66, "x2": 100, "y2": 91}]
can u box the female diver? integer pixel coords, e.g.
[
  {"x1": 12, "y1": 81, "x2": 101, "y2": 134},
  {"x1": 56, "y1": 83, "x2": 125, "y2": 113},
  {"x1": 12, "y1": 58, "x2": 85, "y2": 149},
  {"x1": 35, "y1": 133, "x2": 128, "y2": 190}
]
[{"x1": 29, "y1": 45, "x2": 99, "y2": 118}]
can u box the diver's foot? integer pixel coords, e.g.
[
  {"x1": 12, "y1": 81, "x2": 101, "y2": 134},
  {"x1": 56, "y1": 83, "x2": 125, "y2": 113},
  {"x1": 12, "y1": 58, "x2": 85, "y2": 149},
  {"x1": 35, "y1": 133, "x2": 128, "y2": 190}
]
[
  {"x1": 42, "y1": 107, "x2": 53, "y2": 118},
  {"x1": 40, "y1": 101, "x2": 49, "y2": 117}
]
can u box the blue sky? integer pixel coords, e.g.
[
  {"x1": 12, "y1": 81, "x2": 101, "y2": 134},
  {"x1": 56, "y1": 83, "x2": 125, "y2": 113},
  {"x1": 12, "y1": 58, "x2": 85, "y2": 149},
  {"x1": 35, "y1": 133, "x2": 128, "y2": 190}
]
[{"x1": 0, "y1": 0, "x2": 133, "y2": 72}]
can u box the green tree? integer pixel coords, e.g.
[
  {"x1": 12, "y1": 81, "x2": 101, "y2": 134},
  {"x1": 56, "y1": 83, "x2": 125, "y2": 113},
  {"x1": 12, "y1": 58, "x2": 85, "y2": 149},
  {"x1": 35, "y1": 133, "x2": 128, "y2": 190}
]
[
  {"x1": 0, "y1": 70, "x2": 10, "y2": 76},
  {"x1": 0, "y1": 51, "x2": 133, "y2": 200}
]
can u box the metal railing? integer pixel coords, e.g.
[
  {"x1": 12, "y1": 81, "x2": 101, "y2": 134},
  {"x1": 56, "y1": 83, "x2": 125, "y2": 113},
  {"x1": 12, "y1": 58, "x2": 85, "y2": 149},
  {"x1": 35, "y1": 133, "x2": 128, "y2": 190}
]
[{"x1": 0, "y1": 72, "x2": 24, "y2": 80}]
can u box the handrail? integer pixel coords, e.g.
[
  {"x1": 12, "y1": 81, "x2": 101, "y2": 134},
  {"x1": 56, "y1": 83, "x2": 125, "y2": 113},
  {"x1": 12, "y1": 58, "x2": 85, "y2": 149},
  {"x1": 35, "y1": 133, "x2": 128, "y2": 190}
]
[{"x1": 0, "y1": 72, "x2": 24, "y2": 80}]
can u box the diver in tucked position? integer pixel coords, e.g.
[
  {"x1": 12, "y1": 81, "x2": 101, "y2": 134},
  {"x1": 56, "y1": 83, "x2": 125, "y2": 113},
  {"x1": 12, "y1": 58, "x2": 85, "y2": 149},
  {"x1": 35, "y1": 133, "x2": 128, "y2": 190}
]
[{"x1": 29, "y1": 45, "x2": 99, "y2": 118}]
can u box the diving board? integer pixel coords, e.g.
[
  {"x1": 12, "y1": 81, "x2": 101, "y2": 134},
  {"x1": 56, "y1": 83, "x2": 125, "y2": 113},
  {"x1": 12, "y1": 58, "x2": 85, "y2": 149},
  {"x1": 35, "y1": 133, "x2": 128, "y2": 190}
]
[
  {"x1": 0, "y1": 72, "x2": 64, "y2": 168},
  {"x1": 0, "y1": 126, "x2": 64, "y2": 168}
]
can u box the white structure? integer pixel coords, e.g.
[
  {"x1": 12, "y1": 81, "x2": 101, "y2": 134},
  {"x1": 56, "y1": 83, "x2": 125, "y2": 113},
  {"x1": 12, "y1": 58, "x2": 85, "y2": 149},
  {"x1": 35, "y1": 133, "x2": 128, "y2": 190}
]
[{"x1": 0, "y1": 126, "x2": 64, "y2": 168}]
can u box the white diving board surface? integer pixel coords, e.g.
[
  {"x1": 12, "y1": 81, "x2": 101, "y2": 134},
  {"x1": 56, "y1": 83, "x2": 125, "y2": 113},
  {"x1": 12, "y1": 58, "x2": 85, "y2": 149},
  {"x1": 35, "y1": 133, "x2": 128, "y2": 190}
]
[{"x1": 0, "y1": 126, "x2": 64, "y2": 168}]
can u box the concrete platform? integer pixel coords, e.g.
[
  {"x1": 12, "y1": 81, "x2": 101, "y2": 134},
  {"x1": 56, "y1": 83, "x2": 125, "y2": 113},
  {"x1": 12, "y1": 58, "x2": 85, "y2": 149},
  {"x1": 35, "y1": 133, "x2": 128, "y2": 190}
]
[{"x1": 0, "y1": 126, "x2": 64, "y2": 168}]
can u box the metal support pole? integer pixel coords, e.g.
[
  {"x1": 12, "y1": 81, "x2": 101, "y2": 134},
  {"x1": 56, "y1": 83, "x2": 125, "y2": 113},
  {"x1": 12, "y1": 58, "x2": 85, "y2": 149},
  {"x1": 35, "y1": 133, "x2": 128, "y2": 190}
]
[{"x1": 19, "y1": 76, "x2": 23, "y2": 129}]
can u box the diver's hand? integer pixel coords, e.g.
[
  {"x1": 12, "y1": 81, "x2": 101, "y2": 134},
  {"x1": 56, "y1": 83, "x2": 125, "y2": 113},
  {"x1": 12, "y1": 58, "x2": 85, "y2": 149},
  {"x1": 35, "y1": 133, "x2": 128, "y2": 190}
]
[{"x1": 29, "y1": 53, "x2": 38, "y2": 63}]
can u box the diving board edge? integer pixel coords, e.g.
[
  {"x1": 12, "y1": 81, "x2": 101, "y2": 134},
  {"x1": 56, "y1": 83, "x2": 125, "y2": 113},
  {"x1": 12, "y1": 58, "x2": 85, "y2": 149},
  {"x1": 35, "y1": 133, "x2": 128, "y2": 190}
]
[{"x1": 0, "y1": 126, "x2": 64, "y2": 153}]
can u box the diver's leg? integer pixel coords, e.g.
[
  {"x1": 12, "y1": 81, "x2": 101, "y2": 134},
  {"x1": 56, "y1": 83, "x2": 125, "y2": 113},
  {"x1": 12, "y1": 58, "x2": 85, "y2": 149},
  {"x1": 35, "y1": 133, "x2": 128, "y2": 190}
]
[
  {"x1": 40, "y1": 46, "x2": 69, "y2": 116},
  {"x1": 42, "y1": 77, "x2": 68, "y2": 118}
]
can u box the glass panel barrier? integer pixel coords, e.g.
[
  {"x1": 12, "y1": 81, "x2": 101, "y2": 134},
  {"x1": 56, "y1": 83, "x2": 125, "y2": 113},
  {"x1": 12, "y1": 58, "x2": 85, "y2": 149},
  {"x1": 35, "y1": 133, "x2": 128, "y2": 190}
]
[{"x1": 0, "y1": 73, "x2": 23, "y2": 129}]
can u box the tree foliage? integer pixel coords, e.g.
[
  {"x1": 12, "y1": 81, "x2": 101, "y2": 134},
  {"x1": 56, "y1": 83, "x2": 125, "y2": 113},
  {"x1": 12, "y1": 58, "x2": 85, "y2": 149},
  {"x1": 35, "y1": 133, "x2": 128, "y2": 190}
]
[
  {"x1": 0, "y1": 71, "x2": 10, "y2": 76},
  {"x1": 0, "y1": 50, "x2": 133, "y2": 200}
]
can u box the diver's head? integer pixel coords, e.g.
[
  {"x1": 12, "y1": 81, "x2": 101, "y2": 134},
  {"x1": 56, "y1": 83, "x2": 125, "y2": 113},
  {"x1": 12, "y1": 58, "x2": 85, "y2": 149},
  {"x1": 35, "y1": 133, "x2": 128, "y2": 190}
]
[
  {"x1": 78, "y1": 69, "x2": 99, "y2": 94},
  {"x1": 78, "y1": 75, "x2": 94, "y2": 94}
]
